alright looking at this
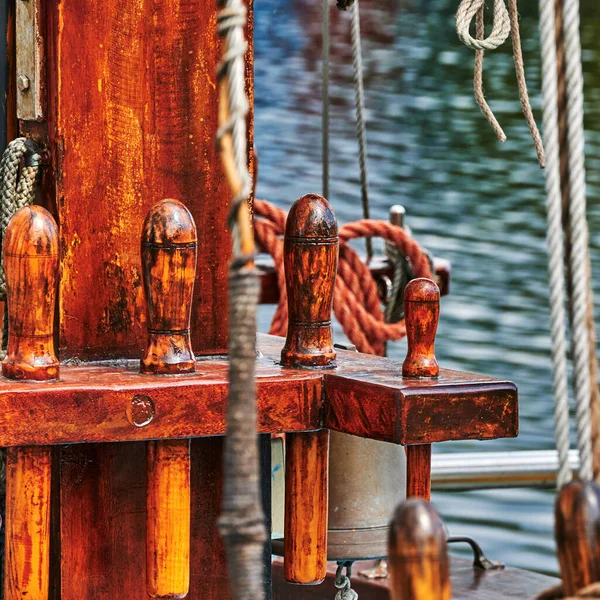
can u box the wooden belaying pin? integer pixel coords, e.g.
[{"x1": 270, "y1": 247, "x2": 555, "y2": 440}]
[
  {"x1": 388, "y1": 499, "x2": 451, "y2": 600},
  {"x1": 2, "y1": 205, "x2": 58, "y2": 600},
  {"x1": 280, "y1": 193, "x2": 338, "y2": 368},
  {"x1": 281, "y1": 194, "x2": 337, "y2": 585},
  {"x1": 141, "y1": 199, "x2": 195, "y2": 599},
  {"x1": 402, "y1": 278, "x2": 440, "y2": 501},
  {"x1": 555, "y1": 479, "x2": 600, "y2": 596}
]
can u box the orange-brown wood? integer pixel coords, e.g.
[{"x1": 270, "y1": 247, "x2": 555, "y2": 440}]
[
  {"x1": 0, "y1": 334, "x2": 519, "y2": 447},
  {"x1": 2, "y1": 205, "x2": 59, "y2": 381},
  {"x1": 141, "y1": 199, "x2": 195, "y2": 597},
  {"x1": 4, "y1": 446, "x2": 51, "y2": 600},
  {"x1": 281, "y1": 194, "x2": 338, "y2": 368},
  {"x1": 388, "y1": 499, "x2": 451, "y2": 600},
  {"x1": 141, "y1": 199, "x2": 197, "y2": 375},
  {"x1": 284, "y1": 430, "x2": 329, "y2": 584},
  {"x1": 402, "y1": 279, "x2": 439, "y2": 500},
  {"x1": 39, "y1": 0, "x2": 252, "y2": 596},
  {"x1": 555, "y1": 479, "x2": 600, "y2": 596},
  {"x1": 406, "y1": 446, "x2": 432, "y2": 501},
  {"x1": 46, "y1": 0, "x2": 254, "y2": 360},
  {"x1": 147, "y1": 439, "x2": 191, "y2": 599},
  {"x1": 402, "y1": 279, "x2": 439, "y2": 380}
]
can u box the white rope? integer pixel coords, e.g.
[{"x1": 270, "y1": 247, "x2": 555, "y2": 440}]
[
  {"x1": 350, "y1": 0, "x2": 372, "y2": 260},
  {"x1": 322, "y1": 0, "x2": 330, "y2": 200},
  {"x1": 539, "y1": 0, "x2": 572, "y2": 488},
  {"x1": 562, "y1": 0, "x2": 593, "y2": 482},
  {"x1": 456, "y1": 0, "x2": 511, "y2": 51}
]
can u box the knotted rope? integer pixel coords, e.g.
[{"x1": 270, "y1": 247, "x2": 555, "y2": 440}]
[
  {"x1": 0, "y1": 138, "x2": 41, "y2": 358},
  {"x1": 254, "y1": 199, "x2": 432, "y2": 356},
  {"x1": 216, "y1": 0, "x2": 267, "y2": 597},
  {"x1": 335, "y1": 563, "x2": 359, "y2": 600},
  {"x1": 456, "y1": 0, "x2": 545, "y2": 167}
]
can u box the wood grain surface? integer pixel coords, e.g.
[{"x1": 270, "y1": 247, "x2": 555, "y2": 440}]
[
  {"x1": 280, "y1": 194, "x2": 338, "y2": 368},
  {"x1": 47, "y1": 0, "x2": 255, "y2": 360},
  {"x1": 140, "y1": 199, "x2": 197, "y2": 375},
  {"x1": 388, "y1": 499, "x2": 451, "y2": 600},
  {"x1": 147, "y1": 439, "x2": 191, "y2": 598},
  {"x1": 555, "y1": 479, "x2": 600, "y2": 595},
  {"x1": 2, "y1": 205, "x2": 59, "y2": 381},
  {"x1": 4, "y1": 446, "x2": 52, "y2": 600},
  {"x1": 284, "y1": 430, "x2": 329, "y2": 584}
]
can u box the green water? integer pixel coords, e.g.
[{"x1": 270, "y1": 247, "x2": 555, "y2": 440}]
[{"x1": 254, "y1": 0, "x2": 600, "y2": 575}]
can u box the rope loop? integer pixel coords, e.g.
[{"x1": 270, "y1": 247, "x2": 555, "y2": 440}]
[
  {"x1": 455, "y1": 0, "x2": 545, "y2": 166},
  {"x1": 456, "y1": 0, "x2": 510, "y2": 51}
]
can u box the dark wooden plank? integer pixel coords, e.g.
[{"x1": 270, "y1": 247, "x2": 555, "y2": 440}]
[
  {"x1": 59, "y1": 443, "x2": 147, "y2": 600},
  {"x1": 189, "y1": 437, "x2": 230, "y2": 600},
  {"x1": 272, "y1": 558, "x2": 559, "y2": 600}
]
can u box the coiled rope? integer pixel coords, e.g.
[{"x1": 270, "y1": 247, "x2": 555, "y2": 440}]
[
  {"x1": 456, "y1": 0, "x2": 545, "y2": 166},
  {"x1": 254, "y1": 199, "x2": 432, "y2": 356},
  {"x1": 0, "y1": 138, "x2": 41, "y2": 358},
  {"x1": 216, "y1": 0, "x2": 267, "y2": 597}
]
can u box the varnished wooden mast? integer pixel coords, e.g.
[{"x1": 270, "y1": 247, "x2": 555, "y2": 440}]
[
  {"x1": 141, "y1": 199, "x2": 195, "y2": 598},
  {"x1": 3, "y1": 205, "x2": 59, "y2": 600}
]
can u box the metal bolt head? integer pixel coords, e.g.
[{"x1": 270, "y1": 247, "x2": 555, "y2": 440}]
[{"x1": 17, "y1": 75, "x2": 30, "y2": 92}]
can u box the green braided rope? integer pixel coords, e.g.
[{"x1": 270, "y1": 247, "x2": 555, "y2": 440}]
[{"x1": 0, "y1": 138, "x2": 41, "y2": 358}]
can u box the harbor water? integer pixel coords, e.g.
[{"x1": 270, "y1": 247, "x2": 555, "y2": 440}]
[{"x1": 254, "y1": 0, "x2": 600, "y2": 575}]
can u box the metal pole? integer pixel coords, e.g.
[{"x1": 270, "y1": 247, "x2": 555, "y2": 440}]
[{"x1": 431, "y1": 450, "x2": 580, "y2": 491}]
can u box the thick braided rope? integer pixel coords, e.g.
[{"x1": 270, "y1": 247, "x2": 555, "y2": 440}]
[
  {"x1": 350, "y1": 0, "x2": 372, "y2": 259},
  {"x1": 216, "y1": 0, "x2": 266, "y2": 597},
  {"x1": 539, "y1": 0, "x2": 572, "y2": 488},
  {"x1": 0, "y1": 139, "x2": 39, "y2": 300},
  {"x1": 562, "y1": 0, "x2": 592, "y2": 482},
  {"x1": 254, "y1": 200, "x2": 432, "y2": 355}
]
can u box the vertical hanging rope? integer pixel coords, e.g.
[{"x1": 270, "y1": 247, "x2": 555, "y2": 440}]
[
  {"x1": 539, "y1": 0, "x2": 571, "y2": 488},
  {"x1": 322, "y1": 0, "x2": 330, "y2": 200},
  {"x1": 350, "y1": 0, "x2": 372, "y2": 260},
  {"x1": 562, "y1": 0, "x2": 592, "y2": 482},
  {"x1": 216, "y1": 0, "x2": 267, "y2": 597}
]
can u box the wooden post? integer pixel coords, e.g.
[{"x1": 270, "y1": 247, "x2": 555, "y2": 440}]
[
  {"x1": 402, "y1": 278, "x2": 440, "y2": 501},
  {"x1": 388, "y1": 499, "x2": 451, "y2": 600},
  {"x1": 281, "y1": 194, "x2": 338, "y2": 584},
  {"x1": 141, "y1": 199, "x2": 196, "y2": 598},
  {"x1": 2, "y1": 205, "x2": 59, "y2": 600},
  {"x1": 555, "y1": 479, "x2": 600, "y2": 596}
]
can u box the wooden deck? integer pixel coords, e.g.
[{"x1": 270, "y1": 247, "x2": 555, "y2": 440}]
[{"x1": 272, "y1": 558, "x2": 559, "y2": 599}]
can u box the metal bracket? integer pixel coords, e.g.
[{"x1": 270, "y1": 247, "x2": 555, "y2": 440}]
[
  {"x1": 16, "y1": 0, "x2": 44, "y2": 121},
  {"x1": 447, "y1": 536, "x2": 505, "y2": 571}
]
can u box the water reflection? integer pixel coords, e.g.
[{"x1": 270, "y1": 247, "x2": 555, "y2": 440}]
[{"x1": 255, "y1": 0, "x2": 600, "y2": 575}]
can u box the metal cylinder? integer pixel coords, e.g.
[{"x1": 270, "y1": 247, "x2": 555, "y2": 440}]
[{"x1": 326, "y1": 431, "x2": 406, "y2": 561}]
